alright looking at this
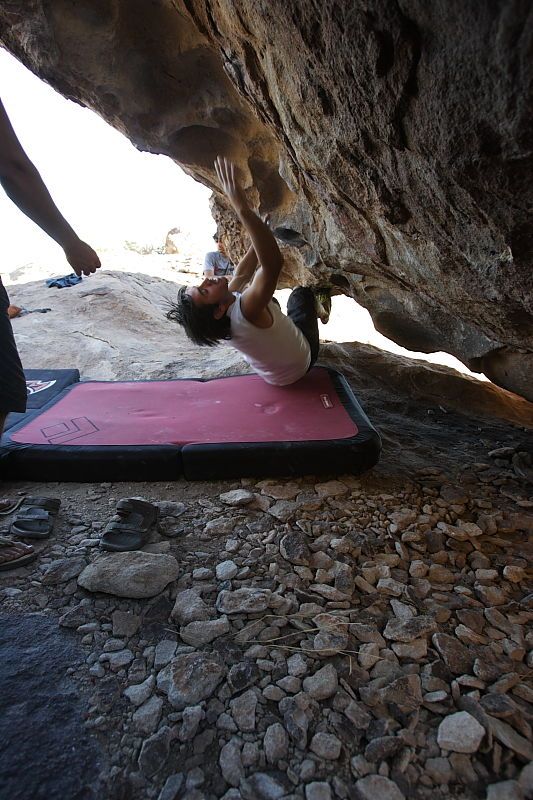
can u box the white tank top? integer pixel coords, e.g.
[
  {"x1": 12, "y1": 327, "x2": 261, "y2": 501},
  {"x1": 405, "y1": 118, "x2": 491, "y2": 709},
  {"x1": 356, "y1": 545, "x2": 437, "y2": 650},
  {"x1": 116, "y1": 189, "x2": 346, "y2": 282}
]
[{"x1": 228, "y1": 293, "x2": 311, "y2": 385}]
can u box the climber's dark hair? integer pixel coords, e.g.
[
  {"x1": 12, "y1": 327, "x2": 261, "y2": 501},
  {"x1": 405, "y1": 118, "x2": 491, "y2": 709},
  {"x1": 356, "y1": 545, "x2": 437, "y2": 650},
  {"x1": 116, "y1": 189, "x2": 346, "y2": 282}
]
[{"x1": 166, "y1": 285, "x2": 231, "y2": 347}]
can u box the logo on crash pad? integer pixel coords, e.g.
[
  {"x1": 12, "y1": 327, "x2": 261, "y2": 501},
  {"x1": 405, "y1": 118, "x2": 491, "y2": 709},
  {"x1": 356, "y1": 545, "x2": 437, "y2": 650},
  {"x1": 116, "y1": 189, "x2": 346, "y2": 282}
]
[{"x1": 26, "y1": 379, "x2": 56, "y2": 395}]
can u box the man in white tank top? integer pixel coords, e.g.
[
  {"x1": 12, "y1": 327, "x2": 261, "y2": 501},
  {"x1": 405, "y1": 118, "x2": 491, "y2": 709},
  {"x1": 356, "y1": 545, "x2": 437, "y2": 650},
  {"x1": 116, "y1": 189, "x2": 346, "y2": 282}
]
[{"x1": 168, "y1": 157, "x2": 326, "y2": 386}]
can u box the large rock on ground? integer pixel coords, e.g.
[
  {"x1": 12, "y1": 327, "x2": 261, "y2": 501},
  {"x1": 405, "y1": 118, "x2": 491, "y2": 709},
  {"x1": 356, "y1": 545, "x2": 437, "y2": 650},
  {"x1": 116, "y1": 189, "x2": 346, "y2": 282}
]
[{"x1": 77, "y1": 552, "x2": 179, "y2": 598}]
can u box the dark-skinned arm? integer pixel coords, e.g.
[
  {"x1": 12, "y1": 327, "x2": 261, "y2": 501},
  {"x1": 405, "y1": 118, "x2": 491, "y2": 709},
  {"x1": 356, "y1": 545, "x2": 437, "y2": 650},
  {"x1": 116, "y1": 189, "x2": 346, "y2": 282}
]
[{"x1": 0, "y1": 98, "x2": 101, "y2": 276}]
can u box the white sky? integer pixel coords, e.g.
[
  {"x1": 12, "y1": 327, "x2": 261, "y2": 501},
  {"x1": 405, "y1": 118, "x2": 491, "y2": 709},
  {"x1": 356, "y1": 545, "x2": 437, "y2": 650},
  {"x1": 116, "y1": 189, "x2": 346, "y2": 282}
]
[{"x1": 0, "y1": 48, "x2": 214, "y2": 268}]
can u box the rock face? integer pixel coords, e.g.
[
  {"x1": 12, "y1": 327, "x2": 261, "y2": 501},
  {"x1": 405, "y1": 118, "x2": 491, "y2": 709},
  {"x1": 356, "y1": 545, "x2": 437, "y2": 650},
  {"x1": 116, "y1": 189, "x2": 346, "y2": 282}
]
[{"x1": 1, "y1": 2, "x2": 532, "y2": 399}]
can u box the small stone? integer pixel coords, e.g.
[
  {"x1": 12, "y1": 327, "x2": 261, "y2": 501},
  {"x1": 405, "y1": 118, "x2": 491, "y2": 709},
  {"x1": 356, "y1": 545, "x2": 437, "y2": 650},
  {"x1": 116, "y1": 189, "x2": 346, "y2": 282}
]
[
  {"x1": 170, "y1": 590, "x2": 211, "y2": 625},
  {"x1": 365, "y1": 736, "x2": 402, "y2": 762},
  {"x1": 138, "y1": 726, "x2": 172, "y2": 776},
  {"x1": 383, "y1": 615, "x2": 437, "y2": 642},
  {"x1": 133, "y1": 695, "x2": 163, "y2": 735},
  {"x1": 314, "y1": 630, "x2": 349, "y2": 655},
  {"x1": 432, "y1": 632, "x2": 474, "y2": 675},
  {"x1": 105, "y1": 649, "x2": 134, "y2": 670},
  {"x1": 391, "y1": 640, "x2": 427, "y2": 660},
  {"x1": 314, "y1": 480, "x2": 348, "y2": 497},
  {"x1": 358, "y1": 642, "x2": 381, "y2": 669},
  {"x1": 302, "y1": 664, "x2": 338, "y2": 700},
  {"x1": 180, "y1": 616, "x2": 230, "y2": 646},
  {"x1": 159, "y1": 653, "x2": 225, "y2": 710},
  {"x1": 112, "y1": 610, "x2": 141, "y2": 637},
  {"x1": 264, "y1": 722, "x2": 289, "y2": 763},
  {"x1": 287, "y1": 653, "x2": 308, "y2": 677},
  {"x1": 305, "y1": 783, "x2": 332, "y2": 800},
  {"x1": 280, "y1": 531, "x2": 311, "y2": 565},
  {"x1": 219, "y1": 738, "x2": 244, "y2": 787},
  {"x1": 377, "y1": 578, "x2": 404, "y2": 596},
  {"x1": 179, "y1": 705, "x2": 204, "y2": 742},
  {"x1": 220, "y1": 489, "x2": 254, "y2": 506},
  {"x1": 425, "y1": 757, "x2": 453, "y2": 784},
  {"x1": 488, "y1": 716, "x2": 533, "y2": 760},
  {"x1": 310, "y1": 732, "x2": 342, "y2": 760},
  {"x1": 437, "y1": 711, "x2": 485, "y2": 753},
  {"x1": 503, "y1": 565, "x2": 525, "y2": 583},
  {"x1": 41, "y1": 557, "x2": 86, "y2": 585},
  {"x1": 344, "y1": 700, "x2": 371, "y2": 729},
  {"x1": 124, "y1": 675, "x2": 155, "y2": 706},
  {"x1": 154, "y1": 639, "x2": 177, "y2": 669},
  {"x1": 242, "y1": 772, "x2": 289, "y2": 800},
  {"x1": 216, "y1": 588, "x2": 271, "y2": 614},
  {"x1": 377, "y1": 674, "x2": 422, "y2": 711},
  {"x1": 486, "y1": 780, "x2": 524, "y2": 800},
  {"x1": 354, "y1": 775, "x2": 405, "y2": 800},
  {"x1": 157, "y1": 773, "x2": 184, "y2": 800},
  {"x1": 227, "y1": 660, "x2": 261, "y2": 694},
  {"x1": 230, "y1": 689, "x2": 257, "y2": 732},
  {"x1": 216, "y1": 560, "x2": 239, "y2": 580}
]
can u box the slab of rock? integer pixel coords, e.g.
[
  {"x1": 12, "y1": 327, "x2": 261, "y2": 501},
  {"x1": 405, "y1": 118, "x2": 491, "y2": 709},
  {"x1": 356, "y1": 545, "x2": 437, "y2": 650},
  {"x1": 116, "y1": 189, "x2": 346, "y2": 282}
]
[
  {"x1": 216, "y1": 560, "x2": 238, "y2": 580},
  {"x1": 437, "y1": 711, "x2": 485, "y2": 753},
  {"x1": 78, "y1": 552, "x2": 179, "y2": 598},
  {"x1": 230, "y1": 689, "x2": 258, "y2": 732},
  {"x1": 302, "y1": 663, "x2": 338, "y2": 700},
  {"x1": 486, "y1": 780, "x2": 524, "y2": 800},
  {"x1": 354, "y1": 775, "x2": 405, "y2": 800},
  {"x1": 310, "y1": 733, "x2": 341, "y2": 760},
  {"x1": 124, "y1": 675, "x2": 155, "y2": 707},
  {"x1": 279, "y1": 531, "x2": 311, "y2": 565},
  {"x1": 138, "y1": 725, "x2": 172, "y2": 776},
  {"x1": 159, "y1": 653, "x2": 225, "y2": 710},
  {"x1": 219, "y1": 738, "x2": 244, "y2": 787},
  {"x1": 112, "y1": 610, "x2": 141, "y2": 637},
  {"x1": 180, "y1": 616, "x2": 230, "y2": 646},
  {"x1": 378, "y1": 674, "x2": 423, "y2": 711},
  {"x1": 488, "y1": 716, "x2": 533, "y2": 760},
  {"x1": 264, "y1": 723, "x2": 289, "y2": 763},
  {"x1": 432, "y1": 632, "x2": 474, "y2": 675},
  {"x1": 41, "y1": 557, "x2": 87, "y2": 585},
  {"x1": 220, "y1": 489, "x2": 254, "y2": 506},
  {"x1": 133, "y1": 695, "x2": 163, "y2": 735},
  {"x1": 383, "y1": 615, "x2": 437, "y2": 642},
  {"x1": 241, "y1": 771, "x2": 290, "y2": 800},
  {"x1": 216, "y1": 587, "x2": 271, "y2": 614},
  {"x1": 170, "y1": 589, "x2": 212, "y2": 624}
]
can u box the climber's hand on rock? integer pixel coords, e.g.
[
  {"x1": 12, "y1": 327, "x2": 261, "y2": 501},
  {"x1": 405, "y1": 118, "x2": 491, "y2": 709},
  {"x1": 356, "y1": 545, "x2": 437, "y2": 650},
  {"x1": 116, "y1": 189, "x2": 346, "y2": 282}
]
[{"x1": 214, "y1": 156, "x2": 248, "y2": 216}]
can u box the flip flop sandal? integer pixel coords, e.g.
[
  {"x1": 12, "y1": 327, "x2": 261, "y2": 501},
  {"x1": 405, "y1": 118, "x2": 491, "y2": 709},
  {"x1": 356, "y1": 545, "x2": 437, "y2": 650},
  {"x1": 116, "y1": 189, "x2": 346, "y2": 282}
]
[
  {"x1": 0, "y1": 536, "x2": 36, "y2": 571},
  {"x1": 0, "y1": 497, "x2": 25, "y2": 515},
  {"x1": 19, "y1": 497, "x2": 61, "y2": 515},
  {"x1": 9, "y1": 497, "x2": 60, "y2": 539},
  {"x1": 100, "y1": 498, "x2": 159, "y2": 552},
  {"x1": 10, "y1": 508, "x2": 54, "y2": 539}
]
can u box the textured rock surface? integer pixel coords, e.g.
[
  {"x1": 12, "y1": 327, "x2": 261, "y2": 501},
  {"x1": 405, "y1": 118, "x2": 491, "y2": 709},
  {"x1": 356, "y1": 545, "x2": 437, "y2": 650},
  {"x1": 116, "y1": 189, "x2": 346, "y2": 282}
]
[{"x1": 1, "y1": 2, "x2": 532, "y2": 398}]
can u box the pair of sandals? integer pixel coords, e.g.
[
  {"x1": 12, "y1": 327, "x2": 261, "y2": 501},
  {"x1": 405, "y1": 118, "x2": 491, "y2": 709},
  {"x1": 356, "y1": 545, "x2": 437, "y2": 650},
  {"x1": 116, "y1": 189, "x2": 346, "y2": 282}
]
[{"x1": 100, "y1": 498, "x2": 159, "y2": 552}]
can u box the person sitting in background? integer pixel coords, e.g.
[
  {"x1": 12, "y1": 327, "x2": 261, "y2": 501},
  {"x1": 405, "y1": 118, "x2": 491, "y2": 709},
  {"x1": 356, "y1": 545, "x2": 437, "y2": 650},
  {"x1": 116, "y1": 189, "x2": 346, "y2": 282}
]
[{"x1": 203, "y1": 233, "x2": 234, "y2": 278}]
